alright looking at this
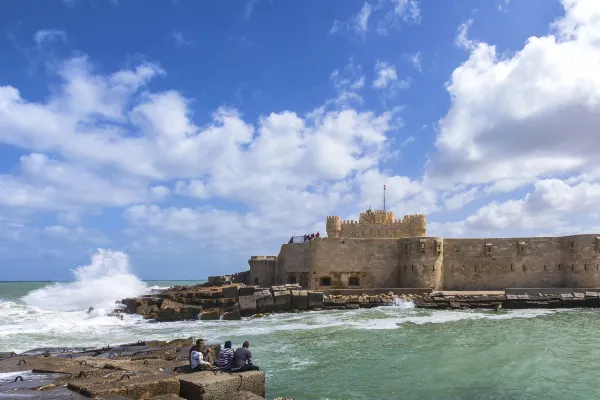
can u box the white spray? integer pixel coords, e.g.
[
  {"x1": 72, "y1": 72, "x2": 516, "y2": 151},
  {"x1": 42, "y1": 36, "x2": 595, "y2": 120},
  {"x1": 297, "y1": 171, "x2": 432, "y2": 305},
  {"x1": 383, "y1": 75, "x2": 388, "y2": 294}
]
[{"x1": 22, "y1": 249, "x2": 148, "y2": 312}]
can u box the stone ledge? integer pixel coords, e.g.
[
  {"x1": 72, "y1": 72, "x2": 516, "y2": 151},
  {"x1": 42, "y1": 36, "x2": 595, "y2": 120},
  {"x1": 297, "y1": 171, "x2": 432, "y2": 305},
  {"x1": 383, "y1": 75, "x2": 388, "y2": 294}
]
[{"x1": 178, "y1": 371, "x2": 265, "y2": 400}]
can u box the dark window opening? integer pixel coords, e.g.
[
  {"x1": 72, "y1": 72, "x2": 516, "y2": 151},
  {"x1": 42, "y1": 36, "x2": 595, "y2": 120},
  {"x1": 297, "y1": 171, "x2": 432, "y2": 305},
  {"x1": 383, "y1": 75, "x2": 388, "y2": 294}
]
[
  {"x1": 288, "y1": 275, "x2": 297, "y2": 284},
  {"x1": 319, "y1": 277, "x2": 331, "y2": 286},
  {"x1": 348, "y1": 276, "x2": 360, "y2": 286},
  {"x1": 254, "y1": 277, "x2": 259, "y2": 285}
]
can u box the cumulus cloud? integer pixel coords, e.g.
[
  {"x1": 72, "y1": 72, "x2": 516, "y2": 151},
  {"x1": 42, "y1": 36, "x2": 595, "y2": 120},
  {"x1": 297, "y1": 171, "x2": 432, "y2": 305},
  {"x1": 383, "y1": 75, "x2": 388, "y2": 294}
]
[
  {"x1": 0, "y1": 50, "x2": 424, "y2": 256},
  {"x1": 428, "y1": 0, "x2": 600, "y2": 190}
]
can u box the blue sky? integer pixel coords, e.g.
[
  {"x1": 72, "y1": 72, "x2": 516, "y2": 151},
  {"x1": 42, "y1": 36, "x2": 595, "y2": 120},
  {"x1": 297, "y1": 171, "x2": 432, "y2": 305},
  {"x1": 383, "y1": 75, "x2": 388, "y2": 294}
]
[{"x1": 1, "y1": 0, "x2": 599, "y2": 281}]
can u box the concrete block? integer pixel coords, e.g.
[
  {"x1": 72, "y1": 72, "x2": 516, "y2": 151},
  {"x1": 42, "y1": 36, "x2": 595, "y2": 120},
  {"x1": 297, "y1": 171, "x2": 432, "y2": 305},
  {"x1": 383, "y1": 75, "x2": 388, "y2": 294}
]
[
  {"x1": 291, "y1": 290, "x2": 309, "y2": 310},
  {"x1": 222, "y1": 286, "x2": 239, "y2": 300},
  {"x1": 273, "y1": 291, "x2": 292, "y2": 311},
  {"x1": 178, "y1": 371, "x2": 265, "y2": 400},
  {"x1": 585, "y1": 292, "x2": 599, "y2": 298},
  {"x1": 257, "y1": 294, "x2": 275, "y2": 313},
  {"x1": 308, "y1": 292, "x2": 324, "y2": 308},
  {"x1": 150, "y1": 394, "x2": 185, "y2": 400},
  {"x1": 222, "y1": 308, "x2": 242, "y2": 320},
  {"x1": 239, "y1": 287, "x2": 256, "y2": 296},
  {"x1": 67, "y1": 372, "x2": 179, "y2": 399},
  {"x1": 200, "y1": 309, "x2": 220, "y2": 321},
  {"x1": 225, "y1": 391, "x2": 264, "y2": 400},
  {"x1": 239, "y1": 295, "x2": 257, "y2": 316}
]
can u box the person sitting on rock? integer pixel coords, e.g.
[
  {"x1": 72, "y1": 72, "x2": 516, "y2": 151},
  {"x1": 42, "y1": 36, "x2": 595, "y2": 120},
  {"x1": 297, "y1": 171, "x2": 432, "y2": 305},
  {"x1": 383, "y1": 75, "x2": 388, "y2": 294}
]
[
  {"x1": 190, "y1": 347, "x2": 215, "y2": 371},
  {"x1": 218, "y1": 341, "x2": 234, "y2": 371},
  {"x1": 230, "y1": 341, "x2": 259, "y2": 372}
]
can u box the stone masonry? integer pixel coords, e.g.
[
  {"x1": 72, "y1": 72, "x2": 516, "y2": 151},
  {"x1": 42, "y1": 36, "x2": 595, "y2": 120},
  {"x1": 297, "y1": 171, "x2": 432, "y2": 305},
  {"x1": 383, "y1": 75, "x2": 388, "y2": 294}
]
[{"x1": 248, "y1": 209, "x2": 600, "y2": 292}]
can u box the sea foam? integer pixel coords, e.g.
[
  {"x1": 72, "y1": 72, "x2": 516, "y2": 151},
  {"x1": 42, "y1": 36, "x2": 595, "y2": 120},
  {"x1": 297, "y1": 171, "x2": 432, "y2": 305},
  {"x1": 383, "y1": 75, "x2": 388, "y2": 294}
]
[{"x1": 22, "y1": 249, "x2": 148, "y2": 312}]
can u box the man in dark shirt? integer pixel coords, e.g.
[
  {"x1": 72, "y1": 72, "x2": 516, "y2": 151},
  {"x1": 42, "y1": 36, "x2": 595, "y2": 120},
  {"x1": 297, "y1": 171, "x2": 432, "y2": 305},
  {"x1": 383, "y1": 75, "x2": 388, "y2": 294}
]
[{"x1": 230, "y1": 341, "x2": 259, "y2": 372}]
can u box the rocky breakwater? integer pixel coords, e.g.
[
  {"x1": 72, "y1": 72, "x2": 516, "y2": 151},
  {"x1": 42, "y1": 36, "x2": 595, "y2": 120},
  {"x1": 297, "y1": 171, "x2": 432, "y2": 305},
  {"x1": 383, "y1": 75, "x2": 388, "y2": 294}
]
[
  {"x1": 120, "y1": 285, "x2": 405, "y2": 322},
  {"x1": 0, "y1": 338, "x2": 265, "y2": 399},
  {"x1": 414, "y1": 291, "x2": 600, "y2": 310}
]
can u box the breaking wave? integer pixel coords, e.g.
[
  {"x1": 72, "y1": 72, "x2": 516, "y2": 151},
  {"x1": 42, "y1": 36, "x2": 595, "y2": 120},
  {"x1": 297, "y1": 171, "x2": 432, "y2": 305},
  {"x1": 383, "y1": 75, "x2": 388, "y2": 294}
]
[{"x1": 22, "y1": 249, "x2": 148, "y2": 312}]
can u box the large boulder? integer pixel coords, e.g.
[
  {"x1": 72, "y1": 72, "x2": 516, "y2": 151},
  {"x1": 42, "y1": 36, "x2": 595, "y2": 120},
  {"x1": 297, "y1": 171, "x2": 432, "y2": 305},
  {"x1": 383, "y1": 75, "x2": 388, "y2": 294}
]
[
  {"x1": 256, "y1": 290, "x2": 275, "y2": 313},
  {"x1": 222, "y1": 285, "x2": 240, "y2": 300},
  {"x1": 239, "y1": 295, "x2": 257, "y2": 316},
  {"x1": 222, "y1": 308, "x2": 242, "y2": 320},
  {"x1": 239, "y1": 286, "x2": 256, "y2": 296},
  {"x1": 308, "y1": 291, "x2": 324, "y2": 308},
  {"x1": 273, "y1": 291, "x2": 292, "y2": 311},
  {"x1": 178, "y1": 371, "x2": 265, "y2": 400},
  {"x1": 200, "y1": 309, "x2": 220, "y2": 321},
  {"x1": 291, "y1": 290, "x2": 309, "y2": 310}
]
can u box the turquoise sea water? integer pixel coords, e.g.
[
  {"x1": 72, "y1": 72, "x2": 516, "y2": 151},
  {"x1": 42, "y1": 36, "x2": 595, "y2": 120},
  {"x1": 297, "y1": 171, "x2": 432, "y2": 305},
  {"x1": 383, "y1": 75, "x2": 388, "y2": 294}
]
[{"x1": 2, "y1": 281, "x2": 600, "y2": 399}]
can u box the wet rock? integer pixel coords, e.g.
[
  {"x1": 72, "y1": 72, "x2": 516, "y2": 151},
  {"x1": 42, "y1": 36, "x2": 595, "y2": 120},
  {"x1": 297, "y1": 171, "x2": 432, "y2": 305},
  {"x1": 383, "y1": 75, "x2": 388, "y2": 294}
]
[
  {"x1": 291, "y1": 290, "x2": 308, "y2": 310},
  {"x1": 222, "y1": 308, "x2": 242, "y2": 320},
  {"x1": 273, "y1": 291, "x2": 292, "y2": 311},
  {"x1": 200, "y1": 309, "x2": 220, "y2": 321},
  {"x1": 308, "y1": 292, "x2": 324, "y2": 308},
  {"x1": 256, "y1": 290, "x2": 275, "y2": 313},
  {"x1": 239, "y1": 295, "x2": 257, "y2": 316}
]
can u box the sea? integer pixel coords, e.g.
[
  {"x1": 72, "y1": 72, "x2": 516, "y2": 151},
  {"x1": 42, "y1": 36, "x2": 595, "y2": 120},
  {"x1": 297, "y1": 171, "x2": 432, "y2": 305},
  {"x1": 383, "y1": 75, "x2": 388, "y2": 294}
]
[{"x1": 2, "y1": 250, "x2": 600, "y2": 400}]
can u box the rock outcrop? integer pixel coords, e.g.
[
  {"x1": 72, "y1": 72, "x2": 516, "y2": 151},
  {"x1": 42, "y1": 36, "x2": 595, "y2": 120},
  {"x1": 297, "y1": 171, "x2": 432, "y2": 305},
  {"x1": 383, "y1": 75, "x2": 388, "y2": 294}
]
[
  {"x1": 120, "y1": 285, "x2": 402, "y2": 321},
  {"x1": 0, "y1": 338, "x2": 265, "y2": 400}
]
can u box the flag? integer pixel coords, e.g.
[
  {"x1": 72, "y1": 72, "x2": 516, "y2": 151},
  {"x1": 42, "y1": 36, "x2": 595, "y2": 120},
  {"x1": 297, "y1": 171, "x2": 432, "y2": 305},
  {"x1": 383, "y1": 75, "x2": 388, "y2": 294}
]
[{"x1": 384, "y1": 184, "x2": 386, "y2": 190}]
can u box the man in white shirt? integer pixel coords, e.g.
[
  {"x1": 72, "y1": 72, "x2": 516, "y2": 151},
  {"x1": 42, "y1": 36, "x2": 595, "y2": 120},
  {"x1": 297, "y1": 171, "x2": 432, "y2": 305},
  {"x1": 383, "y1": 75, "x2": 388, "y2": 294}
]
[{"x1": 190, "y1": 348, "x2": 214, "y2": 371}]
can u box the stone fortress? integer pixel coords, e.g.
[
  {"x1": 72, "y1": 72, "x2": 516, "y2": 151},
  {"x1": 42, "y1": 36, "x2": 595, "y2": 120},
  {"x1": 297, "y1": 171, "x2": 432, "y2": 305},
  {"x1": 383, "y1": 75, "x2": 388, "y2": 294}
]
[{"x1": 248, "y1": 208, "x2": 600, "y2": 291}]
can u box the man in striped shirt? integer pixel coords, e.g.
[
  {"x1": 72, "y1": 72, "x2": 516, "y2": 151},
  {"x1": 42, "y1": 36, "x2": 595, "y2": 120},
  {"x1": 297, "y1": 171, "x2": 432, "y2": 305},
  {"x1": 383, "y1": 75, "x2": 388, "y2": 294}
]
[{"x1": 218, "y1": 341, "x2": 234, "y2": 371}]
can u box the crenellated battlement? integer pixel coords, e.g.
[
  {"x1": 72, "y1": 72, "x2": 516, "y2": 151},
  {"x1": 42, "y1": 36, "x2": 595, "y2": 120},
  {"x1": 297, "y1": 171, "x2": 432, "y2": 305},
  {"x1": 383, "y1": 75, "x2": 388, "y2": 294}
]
[{"x1": 325, "y1": 209, "x2": 426, "y2": 239}]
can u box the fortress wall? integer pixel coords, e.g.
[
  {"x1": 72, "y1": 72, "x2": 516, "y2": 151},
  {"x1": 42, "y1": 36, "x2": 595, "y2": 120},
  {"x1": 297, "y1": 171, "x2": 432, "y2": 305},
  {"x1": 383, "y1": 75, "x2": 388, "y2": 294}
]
[
  {"x1": 338, "y1": 214, "x2": 426, "y2": 239},
  {"x1": 442, "y1": 238, "x2": 564, "y2": 290},
  {"x1": 309, "y1": 238, "x2": 401, "y2": 290},
  {"x1": 248, "y1": 256, "x2": 277, "y2": 287},
  {"x1": 398, "y1": 237, "x2": 443, "y2": 290},
  {"x1": 560, "y1": 235, "x2": 600, "y2": 287},
  {"x1": 276, "y1": 243, "x2": 311, "y2": 287}
]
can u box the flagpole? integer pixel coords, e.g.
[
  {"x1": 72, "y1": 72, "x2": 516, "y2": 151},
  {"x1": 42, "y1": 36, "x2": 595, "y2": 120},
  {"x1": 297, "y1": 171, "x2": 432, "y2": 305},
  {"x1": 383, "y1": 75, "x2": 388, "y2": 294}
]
[{"x1": 383, "y1": 184, "x2": 386, "y2": 211}]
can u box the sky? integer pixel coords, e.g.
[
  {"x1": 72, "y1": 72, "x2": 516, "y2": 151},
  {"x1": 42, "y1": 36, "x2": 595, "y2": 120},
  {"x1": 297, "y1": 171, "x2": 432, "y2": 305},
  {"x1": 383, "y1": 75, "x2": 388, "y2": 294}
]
[{"x1": 1, "y1": 0, "x2": 599, "y2": 281}]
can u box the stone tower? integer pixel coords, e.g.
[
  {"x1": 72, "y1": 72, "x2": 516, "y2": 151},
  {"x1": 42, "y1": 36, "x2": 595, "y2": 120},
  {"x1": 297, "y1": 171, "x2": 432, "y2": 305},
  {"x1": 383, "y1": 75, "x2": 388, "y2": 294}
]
[{"x1": 326, "y1": 216, "x2": 342, "y2": 238}]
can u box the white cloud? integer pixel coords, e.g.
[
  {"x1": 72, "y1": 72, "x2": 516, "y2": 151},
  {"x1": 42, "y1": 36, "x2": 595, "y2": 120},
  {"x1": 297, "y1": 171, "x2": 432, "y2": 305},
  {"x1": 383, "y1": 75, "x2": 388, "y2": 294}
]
[
  {"x1": 373, "y1": 60, "x2": 412, "y2": 100},
  {"x1": 377, "y1": 0, "x2": 421, "y2": 35},
  {"x1": 454, "y1": 18, "x2": 476, "y2": 50},
  {"x1": 373, "y1": 61, "x2": 398, "y2": 89},
  {"x1": 410, "y1": 51, "x2": 422, "y2": 72},
  {"x1": 428, "y1": 0, "x2": 600, "y2": 191},
  {"x1": 330, "y1": 2, "x2": 372, "y2": 39},
  {"x1": 34, "y1": 30, "x2": 68, "y2": 45},
  {"x1": 171, "y1": 31, "x2": 192, "y2": 46},
  {"x1": 443, "y1": 187, "x2": 480, "y2": 211}
]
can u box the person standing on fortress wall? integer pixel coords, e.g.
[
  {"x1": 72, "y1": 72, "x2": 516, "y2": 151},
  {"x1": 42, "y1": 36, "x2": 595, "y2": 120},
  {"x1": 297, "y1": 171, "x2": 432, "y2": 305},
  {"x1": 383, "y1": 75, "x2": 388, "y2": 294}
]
[
  {"x1": 311, "y1": 233, "x2": 315, "y2": 240},
  {"x1": 230, "y1": 341, "x2": 259, "y2": 372},
  {"x1": 316, "y1": 231, "x2": 320, "y2": 238}
]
